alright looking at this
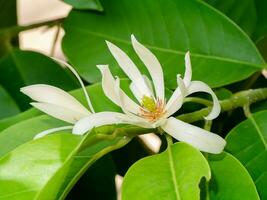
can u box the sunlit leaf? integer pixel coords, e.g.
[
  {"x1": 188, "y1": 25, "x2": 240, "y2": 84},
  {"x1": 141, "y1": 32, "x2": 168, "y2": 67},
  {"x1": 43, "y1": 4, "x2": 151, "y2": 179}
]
[{"x1": 121, "y1": 142, "x2": 210, "y2": 200}]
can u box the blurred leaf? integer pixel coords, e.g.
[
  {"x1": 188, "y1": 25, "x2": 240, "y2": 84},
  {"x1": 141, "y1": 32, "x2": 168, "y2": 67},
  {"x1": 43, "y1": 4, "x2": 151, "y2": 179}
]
[
  {"x1": 0, "y1": 85, "x2": 20, "y2": 119},
  {"x1": 63, "y1": 0, "x2": 265, "y2": 89},
  {"x1": 226, "y1": 111, "x2": 267, "y2": 199},
  {"x1": 0, "y1": 49, "x2": 78, "y2": 110},
  {"x1": 215, "y1": 88, "x2": 232, "y2": 100},
  {"x1": 206, "y1": 152, "x2": 260, "y2": 199},
  {"x1": 67, "y1": 155, "x2": 117, "y2": 200},
  {"x1": 64, "y1": 0, "x2": 103, "y2": 11},
  {"x1": 121, "y1": 142, "x2": 210, "y2": 200},
  {"x1": 206, "y1": 0, "x2": 267, "y2": 42},
  {"x1": 0, "y1": 0, "x2": 17, "y2": 56}
]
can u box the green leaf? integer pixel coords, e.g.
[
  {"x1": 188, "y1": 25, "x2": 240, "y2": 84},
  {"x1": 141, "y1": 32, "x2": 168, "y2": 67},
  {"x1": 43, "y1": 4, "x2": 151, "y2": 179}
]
[
  {"x1": 0, "y1": 122, "x2": 140, "y2": 199},
  {"x1": 226, "y1": 111, "x2": 267, "y2": 199},
  {"x1": 206, "y1": 0, "x2": 267, "y2": 41},
  {"x1": 0, "y1": 49, "x2": 78, "y2": 110},
  {"x1": 121, "y1": 142, "x2": 210, "y2": 200},
  {"x1": 0, "y1": 0, "x2": 17, "y2": 56},
  {"x1": 64, "y1": 0, "x2": 103, "y2": 11},
  {"x1": 0, "y1": 85, "x2": 20, "y2": 119},
  {"x1": 206, "y1": 152, "x2": 260, "y2": 199},
  {"x1": 63, "y1": 0, "x2": 265, "y2": 89},
  {"x1": 0, "y1": 115, "x2": 67, "y2": 157}
]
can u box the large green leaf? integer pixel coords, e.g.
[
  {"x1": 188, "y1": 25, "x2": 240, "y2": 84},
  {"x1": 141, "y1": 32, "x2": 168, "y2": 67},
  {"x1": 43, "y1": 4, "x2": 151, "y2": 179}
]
[
  {"x1": 226, "y1": 111, "x2": 267, "y2": 199},
  {"x1": 121, "y1": 142, "x2": 210, "y2": 200},
  {"x1": 0, "y1": 85, "x2": 20, "y2": 119},
  {"x1": 207, "y1": 152, "x2": 260, "y2": 199},
  {"x1": 0, "y1": 49, "x2": 78, "y2": 110},
  {"x1": 63, "y1": 0, "x2": 265, "y2": 89},
  {"x1": 64, "y1": 0, "x2": 103, "y2": 11},
  {"x1": 206, "y1": 0, "x2": 267, "y2": 41},
  {"x1": 0, "y1": 119, "x2": 148, "y2": 199}
]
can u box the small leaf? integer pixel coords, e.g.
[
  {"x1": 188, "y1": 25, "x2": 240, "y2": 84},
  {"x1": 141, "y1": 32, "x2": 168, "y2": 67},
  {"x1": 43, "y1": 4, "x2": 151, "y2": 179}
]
[
  {"x1": 121, "y1": 142, "x2": 210, "y2": 200},
  {"x1": 207, "y1": 152, "x2": 260, "y2": 199},
  {"x1": 226, "y1": 111, "x2": 267, "y2": 199},
  {"x1": 64, "y1": 0, "x2": 103, "y2": 11}
]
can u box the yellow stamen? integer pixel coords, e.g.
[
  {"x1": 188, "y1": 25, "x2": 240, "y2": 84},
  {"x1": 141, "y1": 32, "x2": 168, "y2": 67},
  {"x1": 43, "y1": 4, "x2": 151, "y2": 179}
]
[{"x1": 140, "y1": 96, "x2": 165, "y2": 122}]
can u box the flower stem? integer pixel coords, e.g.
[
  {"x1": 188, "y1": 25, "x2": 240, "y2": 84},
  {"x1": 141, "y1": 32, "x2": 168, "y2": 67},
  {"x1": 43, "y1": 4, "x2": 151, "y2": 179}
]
[
  {"x1": 0, "y1": 17, "x2": 65, "y2": 38},
  {"x1": 165, "y1": 134, "x2": 173, "y2": 146},
  {"x1": 177, "y1": 87, "x2": 267, "y2": 123}
]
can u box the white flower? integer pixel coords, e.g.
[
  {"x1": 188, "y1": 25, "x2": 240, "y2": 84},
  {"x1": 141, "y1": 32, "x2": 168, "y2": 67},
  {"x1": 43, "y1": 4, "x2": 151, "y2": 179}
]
[
  {"x1": 20, "y1": 58, "x2": 95, "y2": 139},
  {"x1": 73, "y1": 35, "x2": 226, "y2": 154}
]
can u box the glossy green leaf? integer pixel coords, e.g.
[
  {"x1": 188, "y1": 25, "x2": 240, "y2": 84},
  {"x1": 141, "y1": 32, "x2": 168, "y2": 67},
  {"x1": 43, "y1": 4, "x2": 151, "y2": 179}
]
[
  {"x1": 0, "y1": 115, "x2": 67, "y2": 157},
  {"x1": 63, "y1": 0, "x2": 265, "y2": 89},
  {"x1": 64, "y1": 0, "x2": 103, "y2": 11},
  {"x1": 0, "y1": 121, "x2": 143, "y2": 199},
  {"x1": 226, "y1": 111, "x2": 267, "y2": 199},
  {"x1": 0, "y1": 85, "x2": 20, "y2": 119},
  {"x1": 121, "y1": 142, "x2": 210, "y2": 200},
  {"x1": 206, "y1": 0, "x2": 267, "y2": 41},
  {"x1": 0, "y1": 49, "x2": 78, "y2": 109},
  {"x1": 206, "y1": 152, "x2": 260, "y2": 199}
]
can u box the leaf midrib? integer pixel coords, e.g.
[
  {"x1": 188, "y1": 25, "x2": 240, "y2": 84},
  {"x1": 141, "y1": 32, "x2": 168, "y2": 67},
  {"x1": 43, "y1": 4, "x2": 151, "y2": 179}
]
[
  {"x1": 65, "y1": 26, "x2": 265, "y2": 69},
  {"x1": 249, "y1": 115, "x2": 267, "y2": 149},
  {"x1": 167, "y1": 146, "x2": 181, "y2": 200}
]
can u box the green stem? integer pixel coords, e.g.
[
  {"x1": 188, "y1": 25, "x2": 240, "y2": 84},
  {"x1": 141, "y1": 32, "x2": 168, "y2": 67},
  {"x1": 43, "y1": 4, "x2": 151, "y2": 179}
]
[
  {"x1": 166, "y1": 134, "x2": 173, "y2": 146},
  {"x1": 178, "y1": 88, "x2": 267, "y2": 123},
  {"x1": 184, "y1": 97, "x2": 212, "y2": 107},
  {"x1": 0, "y1": 17, "x2": 65, "y2": 38}
]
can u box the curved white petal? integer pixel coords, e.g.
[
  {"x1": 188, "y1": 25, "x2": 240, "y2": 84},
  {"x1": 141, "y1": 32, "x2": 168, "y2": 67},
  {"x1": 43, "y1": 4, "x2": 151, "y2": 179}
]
[
  {"x1": 34, "y1": 126, "x2": 73, "y2": 139},
  {"x1": 52, "y1": 57, "x2": 95, "y2": 113},
  {"x1": 21, "y1": 84, "x2": 90, "y2": 116},
  {"x1": 31, "y1": 102, "x2": 90, "y2": 123},
  {"x1": 130, "y1": 82, "x2": 142, "y2": 103},
  {"x1": 183, "y1": 51, "x2": 192, "y2": 87},
  {"x1": 187, "y1": 81, "x2": 221, "y2": 120},
  {"x1": 161, "y1": 117, "x2": 226, "y2": 154},
  {"x1": 165, "y1": 77, "x2": 187, "y2": 117},
  {"x1": 106, "y1": 40, "x2": 152, "y2": 97},
  {"x1": 97, "y1": 65, "x2": 140, "y2": 115},
  {"x1": 72, "y1": 112, "x2": 140, "y2": 135},
  {"x1": 131, "y1": 35, "x2": 164, "y2": 100}
]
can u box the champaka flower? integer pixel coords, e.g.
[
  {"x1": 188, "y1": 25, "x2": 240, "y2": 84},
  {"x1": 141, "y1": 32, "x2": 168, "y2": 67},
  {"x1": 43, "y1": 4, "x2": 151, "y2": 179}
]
[
  {"x1": 73, "y1": 35, "x2": 226, "y2": 154},
  {"x1": 20, "y1": 58, "x2": 96, "y2": 139}
]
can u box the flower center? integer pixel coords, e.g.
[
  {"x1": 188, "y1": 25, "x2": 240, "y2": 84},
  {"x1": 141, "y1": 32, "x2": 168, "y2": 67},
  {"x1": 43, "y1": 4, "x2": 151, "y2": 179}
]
[{"x1": 140, "y1": 96, "x2": 165, "y2": 122}]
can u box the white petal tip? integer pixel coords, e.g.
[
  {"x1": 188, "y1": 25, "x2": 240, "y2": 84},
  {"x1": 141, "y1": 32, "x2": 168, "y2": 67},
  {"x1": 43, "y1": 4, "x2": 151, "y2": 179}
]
[
  {"x1": 131, "y1": 34, "x2": 137, "y2": 42},
  {"x1": 96, "y1": 65, "x2": 108, "y2": 71}
]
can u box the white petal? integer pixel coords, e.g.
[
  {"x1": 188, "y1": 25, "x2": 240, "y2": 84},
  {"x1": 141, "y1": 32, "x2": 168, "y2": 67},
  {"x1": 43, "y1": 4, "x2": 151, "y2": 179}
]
[
  {"x1": 183, "y1": 51, "x2": 192, "y2": 87},
  {"x1": 165, "y1": 77, "x2": 187, "y2": 117},
  {"x1": 34, "y1": 126, "x2": 73, "y2": 139},
  {"x1": 21, "y1": 84, "x2": 90, "y2": 116},
  {"x1": 97, "y1": 65, "x2": 140, "y2": 115},
  {"x1": 114, "y1": 78, "x2": 148, "y2": 123},
  {"x1": 161, "y1": 117, "x2": 226, "y2": 154},
  {"x1": 31, "y1": 102, "x2": 90, "y2": 123},
  {"x1": 130, "y1": 77, "x2": 156, "y2": 103},
  {"x1": 187, "y1": 81, "x2": 221, "y2": 120},
  {"x1": 131, "y1": 35, "x2": 165, "y2": 100},
  {"x1": 106, "y1": 40, "x2": 152, "y2": 97},
  {"x1": 130, "y1": 82, "x2": 143, "y2": 103},
  {"x1": 52, "y1": 57, "x2": 95, "y2": 113}
]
